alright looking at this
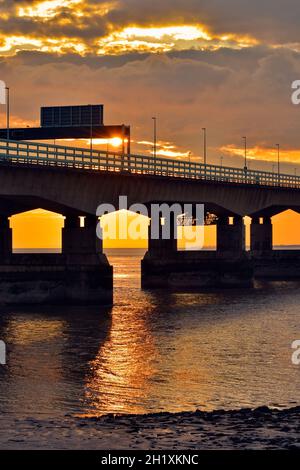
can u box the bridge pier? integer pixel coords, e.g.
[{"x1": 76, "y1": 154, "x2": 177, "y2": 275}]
[
  {"x1": 250, "y1": 217, "x2": 273, "y2": 255},
  {"x1": 0, "y1": 216, "x2": 12, "y2": 262},
  {"x1": 217, "y1": 216, "x2": 245, "y2": 256},
  {"x1": 0, "y1": 213, "x2": 113, "y2": 305},
  {"x1": 250, "y1": 215, "x2": 300, "y2": 279},
  {"x1": 142, "y1": 212, "x2": 253, "y2": 290},
  {"x1": 62, "y1": 215, "x2": 102, "y2": 262},
  {"x1": 148, "y1": 213, "x2": 177, "y2": 257}
]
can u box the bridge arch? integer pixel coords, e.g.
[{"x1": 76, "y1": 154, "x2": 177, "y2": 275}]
[
  {"x1": 11, "y1": 209, "x2": 64, "y2": 253},
  {"x1": 272, "y1": 209, "x2": 300, "y2": 250},
  {"x1": 248, "y1": 205, "x2": 300, "y2": 253}
]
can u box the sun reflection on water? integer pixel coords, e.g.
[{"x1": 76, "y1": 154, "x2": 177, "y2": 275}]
[{"x1": 1, "y1": 255, "x2": 300, "y2": 420}]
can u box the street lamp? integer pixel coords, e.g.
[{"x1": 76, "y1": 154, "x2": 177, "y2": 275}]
[
  {"x1": 276, "y1": 144, "x2": 280, "y2": 184},
  {"x1": 5, "y1": 86, "x2": 9, "y2": 140},
  {"x1": 90, "y1": 104, "x2": 93, "y2": 152},
  {"x1": 242, "y1": 136, "x2": 247, "y2": 171},
  {"x1": 220, "y1": 156, "x2": 223, "y2": 168},
  {"x1": 152, "y1": 117, "x2": 157, "y2": 159},
  {"x1": 202, "y1": 128, "x2": 207, "y2": 165}
]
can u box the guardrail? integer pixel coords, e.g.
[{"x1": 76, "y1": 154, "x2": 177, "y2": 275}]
[{"x1": 0, "y1": 138, "x2": 299, "y2": 189}]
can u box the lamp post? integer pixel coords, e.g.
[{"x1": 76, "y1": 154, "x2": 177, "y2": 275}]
[
  {"x1": 242, "y1": 136, "x2": 247, "y2": 170},
  {"x1": 152, "y1": 117, "x2": 157, "y2": 159},
  {"x1": 202, "y1": 127, "x2": 207, "y2": 165},
  {"x1": 121, "y1": 124, "x2": 126, "y2": 159},
  {"x1": 220, "y1": 156, "x2": 223, "y2": 168},
  {"x1": 5, "y1": 86, "x2": 9, "y2": 140},
  {"x1": 276, "y1": 144, "x2": 280, "y2": 185},
  {"x1": 90, "y1": 104, "x2": 93, "y2": 152}
]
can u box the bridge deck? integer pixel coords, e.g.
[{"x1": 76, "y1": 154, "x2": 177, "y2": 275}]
[{"x1": 0, "y1": 139, "x2": 299, "y2": 189}]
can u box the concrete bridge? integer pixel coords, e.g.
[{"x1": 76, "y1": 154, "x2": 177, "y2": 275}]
[{"x1": 0, "y1": 138, "x2": 300, "y2": 305}]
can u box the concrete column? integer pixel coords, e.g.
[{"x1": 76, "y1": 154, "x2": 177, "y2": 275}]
[
  {"x1": 84, "y1": 215, "x2": 103, "y2": 254},
  {"x1": 217, "y1": 215, "x2": 245, "y2": 255},
  {"x1": 148, "y1": 212, "x2": 177, "y2": 257},
  {"x1": 0, "y1": 216, "x2": 12, "y2": 260},
  {"x1": 250, "y1": 216, "x2": 273, "y2": 254},
  {"x1": 62, "y1": 215, "x2": 102, "y2": 255}
]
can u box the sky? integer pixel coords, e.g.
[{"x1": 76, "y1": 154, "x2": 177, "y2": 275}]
[
  {"x1": 1, "y1": 0, "x2": 300, "y2": 167},
  {"x1": 1, "y1": 0, "x2": 300, "y2": 247}
]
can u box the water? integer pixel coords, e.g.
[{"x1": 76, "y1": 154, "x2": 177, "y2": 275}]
[{"x1": 0, "y1": 250, "x2": 300, "y2": 420}]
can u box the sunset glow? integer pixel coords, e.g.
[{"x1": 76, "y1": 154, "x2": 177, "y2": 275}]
[
  {"x1": 110, "y1": 137, "x2": 123, "y2": 147},
  {"x1": 125, "y1": 26, "x2": 210, "y2": 41},
  {"x1": 17, "y1": 0, "x2": 81, "y2": 19},
  {"x1": 97, "y1": 26, "x2": 258, "y2": 55},
  {"x1": 221, "y1": 145, "x2": 300, "y2": 165},
  {"x1": 137, "y1": 140, "x2": 191, "y2": 159},
  {"x1": 0, "y1": 35, "x2": 88, "y2": 55}
]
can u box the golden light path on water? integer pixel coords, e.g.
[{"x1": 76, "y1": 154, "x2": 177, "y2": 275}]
[
  {"x1": 0, "y1": 252, "x2": 300, "y2": 419},
  {"x1": 81, "y1": 253, "x2": 300, "y2": 417}
]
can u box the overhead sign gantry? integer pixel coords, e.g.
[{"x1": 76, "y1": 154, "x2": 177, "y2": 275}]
[{"x1": 0, "y1": 104, "x2": 131, "y2": 154}]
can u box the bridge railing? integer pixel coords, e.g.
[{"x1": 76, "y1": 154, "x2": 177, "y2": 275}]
[{"x1": 0, "y1": 138, "x2": 299, "y2": 189}]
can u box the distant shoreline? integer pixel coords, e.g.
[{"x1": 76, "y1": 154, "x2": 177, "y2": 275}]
[{"x1": 13, "y1": 246, "x2": 300, "y2": 256}]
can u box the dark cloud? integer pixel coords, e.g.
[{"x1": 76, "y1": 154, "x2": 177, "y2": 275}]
[
  {"x1": 0, "y1": 1, "x2": 299, "y2": 172},
  {"x1": 0, "y1": 0, "x2": 299, "y2": 46},
  {"x1": 1, "y1": 46, "x2": 300, "y2": 171},
  {"x1": 4, "y1": 49, "x2": 150, "y2": 68},
  {"x1": 110, "y1": 0, "x2": 300, "y2": 45},
  {"x1": 6, "y1": 46, "x2": 272, "y2": 71},
  {"x1": 0, "y1": 0, "x2": 114, "y2": 43},
  {"x1": 0, "y1": 4, "x2": 109, "y2": 41}
]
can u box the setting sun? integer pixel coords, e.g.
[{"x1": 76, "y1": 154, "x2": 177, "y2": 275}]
[{"x1": 110, "y1": 137, "x2": 123, "y2": 148}]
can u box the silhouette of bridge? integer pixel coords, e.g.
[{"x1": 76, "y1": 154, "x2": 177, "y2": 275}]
[{"x1": 0, "y1": 138, "x2": 300, "y2": 305}]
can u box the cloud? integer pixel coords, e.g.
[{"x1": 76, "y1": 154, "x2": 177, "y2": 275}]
[
  {"x1": 1, "y1": 45, "x2": 300, "y2": 173},
  {"x1": 0, "y1": 0, "x2": 300, "y2": 57},
  {"x1": 109, "y1": 0, "x2": 300, "y2": 45},
  {"x1": 0, "y1": 1, "x2": 299, "y2": 173}
]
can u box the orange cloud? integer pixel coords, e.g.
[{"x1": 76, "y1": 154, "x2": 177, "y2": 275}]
[{"x1": 221, "y1": 145, "x2": 300, "y2": 165}]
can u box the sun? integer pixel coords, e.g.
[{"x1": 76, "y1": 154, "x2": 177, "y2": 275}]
[{"x1": 110, "y1": 137, "x2": 123, "y2": 148}]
